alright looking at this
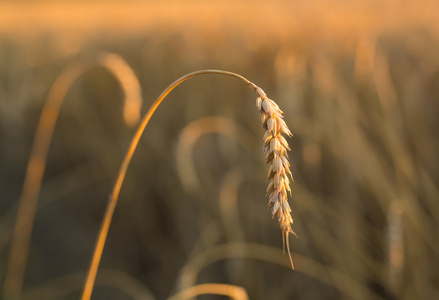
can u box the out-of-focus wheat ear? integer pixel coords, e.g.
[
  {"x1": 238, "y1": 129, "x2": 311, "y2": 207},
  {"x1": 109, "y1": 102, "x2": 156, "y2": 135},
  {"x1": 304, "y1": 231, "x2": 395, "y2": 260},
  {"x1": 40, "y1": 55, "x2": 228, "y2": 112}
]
[
  {"x1": 98, "y1": 52, "x2": 143, "y2": 127},
  {"x1": 386, "y1": 200, "x2": 405, "y2": 294}
]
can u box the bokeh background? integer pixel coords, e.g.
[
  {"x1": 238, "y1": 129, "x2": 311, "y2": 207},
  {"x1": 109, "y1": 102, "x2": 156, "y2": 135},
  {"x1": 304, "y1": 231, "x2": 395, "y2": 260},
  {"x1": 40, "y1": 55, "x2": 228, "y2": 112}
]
[{"x1": 1, "y1": 0, "x2": 439, "y2": 299}]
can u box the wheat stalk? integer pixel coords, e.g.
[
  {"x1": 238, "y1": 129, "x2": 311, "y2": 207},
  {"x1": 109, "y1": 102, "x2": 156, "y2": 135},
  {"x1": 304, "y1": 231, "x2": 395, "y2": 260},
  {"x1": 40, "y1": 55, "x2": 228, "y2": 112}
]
[
  {"x1": 21, "y1": 269, "x2": 155, "y2": 300},
  {"x1": 2, "y1": 62, "x2": 88, "y2": 300},
  {"x1": 81, "y1": 69, "x2": 295, "y2": 299},
  {"x1": 3, "y1": 53, "x2": 142, "y2": 300}
]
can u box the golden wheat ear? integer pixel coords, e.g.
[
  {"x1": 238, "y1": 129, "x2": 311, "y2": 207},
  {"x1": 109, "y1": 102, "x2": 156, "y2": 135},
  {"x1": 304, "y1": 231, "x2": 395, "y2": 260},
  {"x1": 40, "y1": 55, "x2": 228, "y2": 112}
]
[
  {"x1": 81, "y1": 70, "x2": 296, "y2": 300},
  {"x1": 256, "y1": 92, "x2": 296, "y2": 269}
]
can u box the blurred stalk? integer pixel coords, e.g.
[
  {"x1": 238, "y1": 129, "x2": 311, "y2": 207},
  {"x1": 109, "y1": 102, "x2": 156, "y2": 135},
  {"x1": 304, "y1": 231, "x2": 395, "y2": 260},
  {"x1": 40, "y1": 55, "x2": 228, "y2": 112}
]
[
  {"x1": 3, "y1": 53, "x2": 143, "y2": 300},
  {"x1": 3, "y1": 61, "x2": 89, "y2": 300},
  {"x1": 167, "y1": 283, "x2": 249, "y2": 300},
  {"x1": 177, "y1": 242, "x2": 386, "y2": 300}
]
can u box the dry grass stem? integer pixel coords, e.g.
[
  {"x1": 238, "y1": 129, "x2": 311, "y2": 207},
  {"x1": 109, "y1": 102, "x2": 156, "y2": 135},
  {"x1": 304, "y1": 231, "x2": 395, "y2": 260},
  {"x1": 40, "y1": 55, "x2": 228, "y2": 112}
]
[{"x1": 256, "y1": 92, "x2": 296, "y2": 268}]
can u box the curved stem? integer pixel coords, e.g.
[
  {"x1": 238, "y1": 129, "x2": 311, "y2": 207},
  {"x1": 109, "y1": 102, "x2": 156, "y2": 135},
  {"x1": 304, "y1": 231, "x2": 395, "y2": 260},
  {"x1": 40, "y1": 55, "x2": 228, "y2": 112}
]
[
  {"x1": 81, "y1": 70, "x2": 265, "y2": 300},
  {"x1": 3, "y1": 54, "x2": 143, "y2": 300},
  {"x1": 177, "y1": 242, "x2": 386, "y2": 300},
  {"x1": 167, "y1": 283, "x2": 248, "y2": 300},
  {"x1": 176, "y1": 116, "x2": 259, "y2": 193},
  {"x1": 3, "y1": 62, "x2": 89, "y2": 300}
]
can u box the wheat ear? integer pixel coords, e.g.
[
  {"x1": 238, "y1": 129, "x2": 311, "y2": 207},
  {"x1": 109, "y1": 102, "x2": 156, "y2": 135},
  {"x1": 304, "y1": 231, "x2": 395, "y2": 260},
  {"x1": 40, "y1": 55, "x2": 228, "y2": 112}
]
[
  {"x1": 256, "y1": 92, "x2": 296, "y2": 269},
  {"x1": 81, "y1": 70, "x2": 295, "y2": 300}
]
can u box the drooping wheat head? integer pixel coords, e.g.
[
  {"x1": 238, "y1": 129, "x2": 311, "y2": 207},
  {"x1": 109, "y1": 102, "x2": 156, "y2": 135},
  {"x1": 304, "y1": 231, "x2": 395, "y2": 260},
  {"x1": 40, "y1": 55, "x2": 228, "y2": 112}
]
[
  {"x1": 81, "y1": 70, "x2": 296, "y2": 300},
  {"x1": 256, "y1": 91, "x2": 296, "y2": 268},
  {"x1": 97, "y1": 52, "x2": 143, "y2": 127}
]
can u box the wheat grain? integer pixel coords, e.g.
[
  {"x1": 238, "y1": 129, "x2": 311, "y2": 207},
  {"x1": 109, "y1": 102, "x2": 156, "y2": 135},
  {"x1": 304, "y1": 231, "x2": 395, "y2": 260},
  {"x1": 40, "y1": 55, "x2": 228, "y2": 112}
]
[{"x1": 256, "y1": 91, "x2": 296, "y2": 269}]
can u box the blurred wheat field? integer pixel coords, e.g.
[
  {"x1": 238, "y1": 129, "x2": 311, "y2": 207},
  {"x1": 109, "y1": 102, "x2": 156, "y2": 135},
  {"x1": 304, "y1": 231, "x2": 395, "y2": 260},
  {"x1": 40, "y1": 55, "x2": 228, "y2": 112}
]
[{"x1": 1, "y1": 1, "x2": 439, "y2": 299}]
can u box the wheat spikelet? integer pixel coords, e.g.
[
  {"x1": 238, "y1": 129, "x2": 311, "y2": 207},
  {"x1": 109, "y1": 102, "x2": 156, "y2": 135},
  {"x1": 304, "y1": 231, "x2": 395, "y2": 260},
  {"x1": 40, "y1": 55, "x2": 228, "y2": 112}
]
[{"x1": 256, "y1": 92, "x2": 296, "y2": 269}]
